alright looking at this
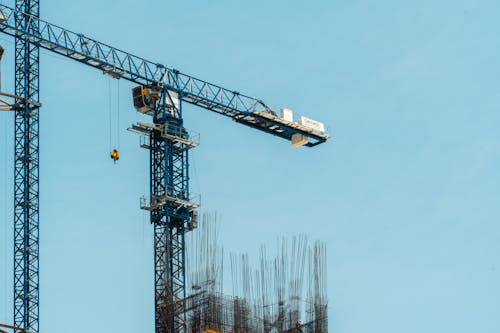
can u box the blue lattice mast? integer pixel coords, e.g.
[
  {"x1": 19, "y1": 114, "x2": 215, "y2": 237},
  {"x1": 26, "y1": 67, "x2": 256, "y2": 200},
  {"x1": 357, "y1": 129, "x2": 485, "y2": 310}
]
[
  {"x1": 13, "y1": 0, "x2": 40, "y2": 331},
  {"x1": 145, "y1": 86, "x2": 195, "y2": 333}
]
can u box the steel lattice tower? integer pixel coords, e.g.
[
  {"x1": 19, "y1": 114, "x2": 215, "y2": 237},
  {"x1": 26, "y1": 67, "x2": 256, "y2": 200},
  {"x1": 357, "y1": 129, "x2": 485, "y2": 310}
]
[
  {"x1": 150, "y1": 88, "x2": 191, "y2": 333},
  {"x1": 13, "y1": 0, "x2": 40, "y2": 331}
]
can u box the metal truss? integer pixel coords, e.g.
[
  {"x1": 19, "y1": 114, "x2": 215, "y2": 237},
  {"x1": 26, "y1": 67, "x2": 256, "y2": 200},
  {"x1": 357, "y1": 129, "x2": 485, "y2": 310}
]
[
  {"x1": 13, "y1": 0, "x2": 40, "y2": 331},
  {"x1": 0, "y1": 3, "x2": 265, "y2": 111},
  {"x1": 148, "y1": 93, "x2": 191, "y2": 333},
  {"x1": 0, "y1": 3, "x2": 328, "y2": 146}
]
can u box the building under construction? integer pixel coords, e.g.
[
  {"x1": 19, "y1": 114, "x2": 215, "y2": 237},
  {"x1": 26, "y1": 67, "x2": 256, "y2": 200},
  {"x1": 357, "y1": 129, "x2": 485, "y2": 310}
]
[
  {"x1": 1, "y1": 217, "x2": 328, "y2": 333},
  {"x1": 157, "y1": 216, "x2": 328, "y2": 333}
]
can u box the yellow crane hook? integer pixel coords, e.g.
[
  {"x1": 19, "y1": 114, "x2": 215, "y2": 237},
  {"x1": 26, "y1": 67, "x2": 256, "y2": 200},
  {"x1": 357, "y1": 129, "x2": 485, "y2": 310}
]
[{"x1": 110, "y1": 149, "x2": 120, "y2": 163}]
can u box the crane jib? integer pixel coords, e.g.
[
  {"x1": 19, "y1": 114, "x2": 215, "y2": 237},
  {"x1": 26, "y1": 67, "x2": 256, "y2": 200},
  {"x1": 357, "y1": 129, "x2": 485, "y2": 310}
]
[{"x1": 0, "y1": 3, "x2": 329, "y2": 147}]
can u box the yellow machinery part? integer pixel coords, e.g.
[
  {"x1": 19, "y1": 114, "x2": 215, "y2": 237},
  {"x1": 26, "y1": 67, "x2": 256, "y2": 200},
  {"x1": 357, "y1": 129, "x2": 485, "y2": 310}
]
[{"x1": 110, "y1": 149, "x2": 120, "y2": 161}]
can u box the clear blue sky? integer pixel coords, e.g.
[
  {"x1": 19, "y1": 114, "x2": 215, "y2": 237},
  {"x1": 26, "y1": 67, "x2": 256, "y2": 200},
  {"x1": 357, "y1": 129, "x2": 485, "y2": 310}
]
[{"x1": 1, "y1": 0, "x2": 500, "y2": 332}]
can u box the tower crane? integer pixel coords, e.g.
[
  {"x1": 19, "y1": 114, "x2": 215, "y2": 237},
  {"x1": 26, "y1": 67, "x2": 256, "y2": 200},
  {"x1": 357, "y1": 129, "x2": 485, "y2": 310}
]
[{"x1": 0, "y1": 3, "x2": 329, "y2": 333}]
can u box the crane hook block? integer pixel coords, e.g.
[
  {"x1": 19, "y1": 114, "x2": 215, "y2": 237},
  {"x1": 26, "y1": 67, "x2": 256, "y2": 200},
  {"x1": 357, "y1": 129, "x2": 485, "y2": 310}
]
[{"x1": 110, "y1": 149, "x2": 120, "y2": 163}]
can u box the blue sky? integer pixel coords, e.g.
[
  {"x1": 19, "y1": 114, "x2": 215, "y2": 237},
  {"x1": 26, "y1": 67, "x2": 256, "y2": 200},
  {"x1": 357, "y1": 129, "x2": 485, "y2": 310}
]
[{"x1": 1, "y1": 0, "x2": 500, "y2": 332}]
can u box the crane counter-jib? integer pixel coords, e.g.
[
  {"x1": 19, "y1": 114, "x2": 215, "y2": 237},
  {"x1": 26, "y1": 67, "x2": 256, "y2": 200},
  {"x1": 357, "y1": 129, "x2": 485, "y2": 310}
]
[{"x1": 0, "y1": 3, "x2": 329, "y2": 147}]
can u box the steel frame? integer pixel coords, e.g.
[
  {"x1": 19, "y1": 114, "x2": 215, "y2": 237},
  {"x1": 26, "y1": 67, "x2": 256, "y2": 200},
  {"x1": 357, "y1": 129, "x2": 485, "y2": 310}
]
[
  {"x1": 0, "y1": 3, "x2": 328, "y2": 146},
  {"x1": 13, "y1": 0, "x2": 40, "y2": 331},
  {"x1": 151, "y1": 90, "x2": 190, "y2": 333}
]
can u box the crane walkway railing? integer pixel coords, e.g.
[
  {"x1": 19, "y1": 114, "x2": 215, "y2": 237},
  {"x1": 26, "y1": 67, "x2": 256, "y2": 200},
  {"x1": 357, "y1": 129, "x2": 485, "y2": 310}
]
[
  {"x1": 140, "y1": 192, "x2": 201, "y2": 212},
  {"x1": 127, "y1": 122, "x2": 200, "y2": 151}
]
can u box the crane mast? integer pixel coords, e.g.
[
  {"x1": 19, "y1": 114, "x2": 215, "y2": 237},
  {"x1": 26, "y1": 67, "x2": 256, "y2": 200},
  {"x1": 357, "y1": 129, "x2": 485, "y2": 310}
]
[
  {"x1": 0, "y1": 3, "x2": 329, "y2": 333},
  {"x1": 12, "y1": 0, "x2": 40, "y2": 332},
  {"x1": 145, "y1": 87, "x2": 194, "y2": 333}
]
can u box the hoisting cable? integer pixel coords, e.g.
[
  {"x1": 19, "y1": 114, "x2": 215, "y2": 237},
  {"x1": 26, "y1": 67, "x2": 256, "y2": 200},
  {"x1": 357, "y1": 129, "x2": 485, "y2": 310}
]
[
  {"x1": 117, "y1": 78, "x2": 121, "y2": 150},
  {"x1": 108, "y1": 75, "x2": 112, "y2": 151},
  {"x1": 108, "y1": 75, "x2": 120, "y2": 164}
]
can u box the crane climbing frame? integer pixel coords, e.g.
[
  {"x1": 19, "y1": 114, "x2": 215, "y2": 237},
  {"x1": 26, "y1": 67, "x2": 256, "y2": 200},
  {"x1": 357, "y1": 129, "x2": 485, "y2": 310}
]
[{"x1": 0, "y1": 2, "x2": 330, "y2": 333}]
